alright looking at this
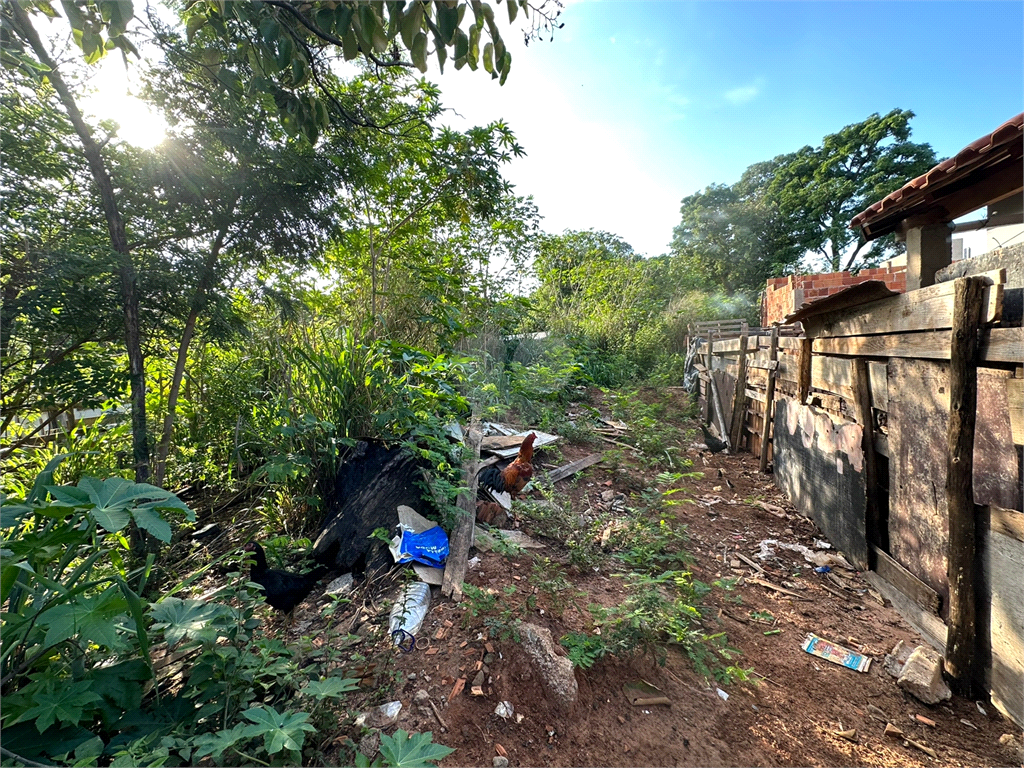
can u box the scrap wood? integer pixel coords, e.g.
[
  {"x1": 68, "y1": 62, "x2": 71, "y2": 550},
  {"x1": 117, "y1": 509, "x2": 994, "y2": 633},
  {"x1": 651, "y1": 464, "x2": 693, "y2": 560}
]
[
  {"x1": 906, "y1": 738, "x2": 938, "y2": 759},
  {"x1": 539, "y1": 453, "x2": 603, "y2": 485},
  {"x1": 736, "y1": 553, "x2": 765, "y2": 573},
  {"x1": 428, "y1": 699, "x2": 449, "y2": 731},
  {"x1": 915, "y1": 714, "x2": 937, "y2": 728},
  {"x1": 442, "y1": 427, "x2": 482, "y2": 599},
  {"x1": 748, "y1": 577, "x2": 812, "y2": 600},
  {"x1": 599, "y1": 435, "x2": 635, "y2": 450}
]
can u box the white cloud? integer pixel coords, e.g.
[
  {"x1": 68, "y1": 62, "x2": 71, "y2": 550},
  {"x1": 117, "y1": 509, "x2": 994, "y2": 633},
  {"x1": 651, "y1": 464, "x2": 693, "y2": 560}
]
[{"x1": 724, "y1": 83, "x2": 760, "y2": 105}]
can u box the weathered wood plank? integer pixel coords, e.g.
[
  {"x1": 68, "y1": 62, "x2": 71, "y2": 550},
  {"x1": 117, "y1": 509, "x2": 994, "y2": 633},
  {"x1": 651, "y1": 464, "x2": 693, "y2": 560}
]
[
  {"x1": 854, "y1": 360, "x2": 881, "y2": 545},
  {"x1": 888, "y1": 358, "x2": 951, "y2": 608},
  {"x1": 807, "y1": 269, "x2": 1004, "y2": 338},
  {"x1": 729, "y1": 333, "x2": 750, "y2": 450},
  {"x1": 540, "y1": 453, "x2": 603, "y2": 485},
  {"x1": 868, "y1": 361, "x2": 888, "y2": 411},
  {"x1": 760, "y1": 325, "x2": 780, "y2": 473},
  {"x1": 798, "y1": 337, "x2": 812, "y2": 403},
  {"x1": 811, "y1": 355, "x2": 855, "y2": 401},
  {"x1": 946, "y1": 276, "x2": 986, "y2": 694},
  {"x1": 864, "y1": 571, "x2": 947, "y2": 653},
  {"x1": 985, "y1": 505, "x2": 1024, "y2": 543},
  {"x1": 977, "y1": 514, "x2": 1024, "y2": 727},
  {"x1": 442, "y1": 427, "x2": 483, "y2": 599},
  {"x1": 874, "y1": 432, "x2": 889, "y2": 458},
  {"x1": 872, "y1": 545, "x2": 941, "y2": 614},
  {"x1": 814, "y1": 326, "x2": 1023, "y2": 363},
  {"x1": 975, "y1": 369, "x2": 1021, "y2": 511},
  {"x1": 1007, "y1": 378, "x2": 1023, "y2": 446}
]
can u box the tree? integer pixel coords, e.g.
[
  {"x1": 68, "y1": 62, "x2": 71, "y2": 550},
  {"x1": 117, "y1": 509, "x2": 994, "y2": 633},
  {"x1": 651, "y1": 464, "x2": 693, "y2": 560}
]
[
  {"x1": 766, "y1": 109, "x2": 936, "y2": 272},
  {"x1": 1, "y1": 0, "x2": 555, "y2": 486}
]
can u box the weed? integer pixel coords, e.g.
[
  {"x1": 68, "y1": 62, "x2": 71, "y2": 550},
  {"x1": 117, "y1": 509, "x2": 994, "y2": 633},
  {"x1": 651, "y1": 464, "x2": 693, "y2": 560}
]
[{"x1": 559, "y1": 631, "x2": 608, "y2": 669}]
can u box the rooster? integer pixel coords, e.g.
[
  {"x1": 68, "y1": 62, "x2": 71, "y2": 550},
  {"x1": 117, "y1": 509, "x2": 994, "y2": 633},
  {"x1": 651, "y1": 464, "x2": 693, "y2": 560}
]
[
  {"x1": 699, "y1": 423, "x2": 729, "y2": 454},
  {"x1": 244, "y1": 542, "x2": 327, "y2": 617},
  {"x1": 478, "y1": 432, "x2": 536, "y2": 497}
]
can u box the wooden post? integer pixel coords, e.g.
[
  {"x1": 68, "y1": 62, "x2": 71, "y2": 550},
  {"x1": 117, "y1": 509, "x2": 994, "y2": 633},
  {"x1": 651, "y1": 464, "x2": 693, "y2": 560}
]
[
  {"x1": 759, "y1": 324, "x2": 780, "y2": 472},
  {"x1": 945, "y1": 276, "x2": 986, "y2": 695},
  {"x1": 442, "y1": 426, "x2": 483, "y2": 599},
  {"x1": 797, "y1": 336, "x2": 813, "y2": 403},
  {"x1": 851, "y1": 358, "x2": 881, "y2": 554},
  {"x1": 729, "y1": 333, "x2": 750, "y2": 450}
]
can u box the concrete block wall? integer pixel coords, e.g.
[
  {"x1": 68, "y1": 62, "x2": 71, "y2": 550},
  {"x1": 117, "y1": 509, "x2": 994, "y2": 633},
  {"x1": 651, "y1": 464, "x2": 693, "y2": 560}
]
[{"x1": 762, "y1": 265, "x2": 907, "y2": 326}]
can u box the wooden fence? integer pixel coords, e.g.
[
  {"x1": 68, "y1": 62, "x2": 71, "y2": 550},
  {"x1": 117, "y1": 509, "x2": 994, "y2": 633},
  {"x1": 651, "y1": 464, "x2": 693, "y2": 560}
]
[{"x1": 691, "y1": 270, "x2": 1023, "y2": 727}]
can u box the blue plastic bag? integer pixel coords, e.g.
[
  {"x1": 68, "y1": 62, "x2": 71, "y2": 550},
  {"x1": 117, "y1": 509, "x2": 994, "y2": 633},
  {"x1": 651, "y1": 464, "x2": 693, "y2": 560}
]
[{"x1": 395, "y1": 525, "x2": 449, "y2": 568}]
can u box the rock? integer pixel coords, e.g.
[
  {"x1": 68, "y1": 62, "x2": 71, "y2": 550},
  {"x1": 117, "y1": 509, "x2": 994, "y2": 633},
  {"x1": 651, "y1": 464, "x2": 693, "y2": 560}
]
[
  {"x1": 520, "y1": 623, "x2": 578, "y2": 713},
  {"x1": 483, "y1": 653, "x2": 496, "y2": 665},
  {"x1": 493, "y1": 757, "x2": 509, "y2": 768},
  {"x1": 358, "y1": 730, "x2": 381, "y2": 759},
  {"x1": 883, "y1": 639, "x2": 912, "y2": 678},
  {"x1": 472, "y1": 670, "x2": 485, "y2": 688},
  {"x1": 407, "y1": 672, "x2": 417, "y2": 680},
  {"x1": 413, "y1": 689, "x2": 430, "y2": 706},
  {"x1": 325, "y1": 573, "x2": 355, "y2": 596},
  {"x1": 897, "y1": 646, "x2": 952, "y2": 705},
  {"x1": 600, "y1": 490, "x2": 617, "y2": 503}
]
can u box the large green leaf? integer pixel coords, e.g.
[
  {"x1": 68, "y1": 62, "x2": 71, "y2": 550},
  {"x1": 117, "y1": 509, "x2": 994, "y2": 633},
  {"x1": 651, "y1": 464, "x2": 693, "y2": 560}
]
[
  {"x1": 379, "y1": 730, "x2": 455, "y2": 767},
  {"x1": 148, "y1": 598, "x2": 226, "y2": 647},
  {"x1": 14, "y1": 681, "x2": 101, "y2": 733},
  {"x1": 130, "y1": 506, "x2": 171, "y2": 542},
  {"x1": 299, "y1": 677, "x2": 360, "y2": 700},
  {"x1": 40, "y1": 588, "x2": 128, "y2": 648},
  {"x1": 241, "y1": 705, "x2": 315, "y2": 755}
]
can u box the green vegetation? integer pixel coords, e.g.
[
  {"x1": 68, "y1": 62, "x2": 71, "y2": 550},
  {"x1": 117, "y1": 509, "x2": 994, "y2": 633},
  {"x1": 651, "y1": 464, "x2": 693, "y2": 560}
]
[{"x1": 1, "y1": 2, "x2": 941, "y2": 762}]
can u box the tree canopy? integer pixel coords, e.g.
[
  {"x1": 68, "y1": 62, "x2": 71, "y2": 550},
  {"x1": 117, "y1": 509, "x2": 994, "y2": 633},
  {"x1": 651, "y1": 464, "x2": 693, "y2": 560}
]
[{"x1": 671, "y1": 109, "x2": 937, "y2": 290}]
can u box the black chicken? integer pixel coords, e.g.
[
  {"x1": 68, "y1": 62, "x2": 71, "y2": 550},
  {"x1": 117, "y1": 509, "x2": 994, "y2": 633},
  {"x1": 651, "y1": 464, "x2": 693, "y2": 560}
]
[
  {"x1": 700, "y1": 423, "x2": 729, "y2": 454},
  {"x1": 244, "y1": 542, "x2": 328, "y2": 616}
]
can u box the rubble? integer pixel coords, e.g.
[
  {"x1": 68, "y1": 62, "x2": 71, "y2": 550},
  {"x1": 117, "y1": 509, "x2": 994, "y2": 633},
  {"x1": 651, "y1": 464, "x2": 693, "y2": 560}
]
[
  {"x1": 882, "y1": 639, "x2": 912, "y2": 678},
  {"x1": 897, "y1": 646, "x2": 952, "y2": 705},
  {"x1": 520, "y1": 623, "x2": 578, "y2": 713}
]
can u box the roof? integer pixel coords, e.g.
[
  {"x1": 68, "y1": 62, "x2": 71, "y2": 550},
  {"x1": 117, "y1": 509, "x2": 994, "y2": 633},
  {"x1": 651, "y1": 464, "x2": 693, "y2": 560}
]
[
  {"x1": 782, "y1": 280, "x2": 896, "y2": 326},
  {"x1": 850, "y1": 113, "x2": 1024, "y2": 241}
]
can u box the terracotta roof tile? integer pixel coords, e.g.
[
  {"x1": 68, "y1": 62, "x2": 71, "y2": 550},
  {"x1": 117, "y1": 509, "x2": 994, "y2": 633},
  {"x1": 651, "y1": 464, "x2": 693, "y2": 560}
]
[{"x1": 850, "y1": 113, "x2": 1023, "y2": 232}]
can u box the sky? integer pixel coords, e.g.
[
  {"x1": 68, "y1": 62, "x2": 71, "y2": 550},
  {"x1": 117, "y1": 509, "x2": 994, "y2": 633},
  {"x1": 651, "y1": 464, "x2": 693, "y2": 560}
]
[{"x1": 83, "y1": 1, "x2": 1024, "y2": 257}]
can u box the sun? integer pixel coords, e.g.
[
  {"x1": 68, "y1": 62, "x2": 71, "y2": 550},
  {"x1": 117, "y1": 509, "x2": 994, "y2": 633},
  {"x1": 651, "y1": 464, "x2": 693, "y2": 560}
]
[{"x1": 81, "y1": 55, "x2": 170, "y2": 150}]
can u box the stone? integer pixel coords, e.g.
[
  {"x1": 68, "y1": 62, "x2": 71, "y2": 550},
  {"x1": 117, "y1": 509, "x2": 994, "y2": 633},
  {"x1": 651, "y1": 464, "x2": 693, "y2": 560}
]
[
  {"x1": 483, "y1": 653, "x2": 496, "y2": 665},
  {"x1": 493, "y1": 757, "x2": 509, "y2": 768},
  {"x1": 883, "y1": 639, "x2": 913, "y2": 678},
  {"x1": 600, "y1": 490, "x2": 617, "y2": 503},
  {"x1": 520, "y1": 623, "x2": 578, "y2": 713},
  {"x1": 413, "y1": 689, "x2": 430, "y2": 706},
  {"x1": 897, "y1": 646, "x2": 952, "y2": 705},
  {"x1": 325, "y1": 573, "x2": 355, "y2": 596}
]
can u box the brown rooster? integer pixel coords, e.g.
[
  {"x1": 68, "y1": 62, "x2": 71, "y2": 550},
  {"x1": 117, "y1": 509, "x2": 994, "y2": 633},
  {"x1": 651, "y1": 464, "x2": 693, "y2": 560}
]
[{"x1": 478, "y1": 432, "x2": 536, "y2": 497}]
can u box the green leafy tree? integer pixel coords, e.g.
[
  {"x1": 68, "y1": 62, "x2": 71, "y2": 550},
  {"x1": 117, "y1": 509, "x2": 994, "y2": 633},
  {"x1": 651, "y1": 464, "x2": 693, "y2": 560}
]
[{"x1": 764, "y1": 109, "x2": 936, "y2": 272}]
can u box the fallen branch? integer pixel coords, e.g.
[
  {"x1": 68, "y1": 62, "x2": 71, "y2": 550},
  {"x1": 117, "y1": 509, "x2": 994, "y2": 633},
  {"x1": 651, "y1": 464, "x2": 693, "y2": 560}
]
[{"x1": 748, "y1": 577, "x2": 812, "y2": 600}]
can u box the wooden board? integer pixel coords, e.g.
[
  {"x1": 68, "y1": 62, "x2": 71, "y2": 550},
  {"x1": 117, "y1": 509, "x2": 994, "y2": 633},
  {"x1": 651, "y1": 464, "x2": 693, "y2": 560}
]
[
  {"x1": 1007, "y1": 378, "x2": 1023, "y2": 446},
  {"x1": 975, "y1": 369, "x2": 1022, "y2": 511},
  {"x1": 887, "y1": 358, "x2": 951, "y2": 612},
  {"x1": 868, "y1": 361, "x2": 888, "y2": 410},
  {"x1": 986, "y1": 505, "x2": 1024, "y2": 543},
  {"x1": 540, "y1": 453, "x2": 603, "y2": 484},
  {"x1": 863, "y1": 571, "x2": 947, "y2": 653},
  {"x1": 811, "y1": 355, "x2": 855, "y2": 402},
  {"x1": 976, "y1": 520, "x2": 1024, "y2": 727},
  {"x1": 872, "y1": 545, "x2": 941, "y2": 614},
  {"x1": 806, "y1": 269, "x2": 1004, "y2": 338},
  {"x1": 814, "y1": 326, "x2": 1023, "y2": 363},
  {"x1": 772, "y1": 398, "x2": 868, "y2": 568}
]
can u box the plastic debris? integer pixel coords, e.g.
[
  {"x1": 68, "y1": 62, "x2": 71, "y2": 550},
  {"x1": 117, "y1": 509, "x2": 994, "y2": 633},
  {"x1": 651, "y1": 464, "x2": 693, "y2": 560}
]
[
  {"x1": 388, "y1": 582, "x2": 431, "y2": 647},
  {"x1": 494, "y1": 701, "x2": 514, "y2": 719},
  {"x1": 716, "y1": 688, "x2": 729, "y2": 701},
  {"x1": 814, "y1": 565, "x2": 832, "y2": 574},
  {"x1": 801, "y1": 633, "x2": 871, "y2": 672}
]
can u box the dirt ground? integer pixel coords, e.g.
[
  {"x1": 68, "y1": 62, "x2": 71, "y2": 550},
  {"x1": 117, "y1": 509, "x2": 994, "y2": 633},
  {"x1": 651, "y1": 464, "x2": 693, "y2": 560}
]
[{"x1": 272, "y1": 390, "x2": 1021, "y2": 768}]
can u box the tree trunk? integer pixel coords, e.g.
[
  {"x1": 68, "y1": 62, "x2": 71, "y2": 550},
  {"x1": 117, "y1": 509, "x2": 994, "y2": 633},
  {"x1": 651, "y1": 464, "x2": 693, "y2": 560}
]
[
  {"x1": 153, "y1": 229, "x2": 228, "y2": 487},
  {"x1": 13, "y1": 3, "x2": 149, "y2": 482}
]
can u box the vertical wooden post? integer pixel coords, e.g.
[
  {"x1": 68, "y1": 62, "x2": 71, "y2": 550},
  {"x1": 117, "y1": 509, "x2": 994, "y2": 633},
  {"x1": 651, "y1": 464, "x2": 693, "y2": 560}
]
[
  {"x1": 729, "y1": 333, "x2": 750, "y2": 451},
  {"x1": 945, "y1": 276, "x2": 986, "y2": 695},
  {"x1": 759, "y1": 324, "x2": 780, "y2": 472},
  {"x1": 851, "y1": 358, "x2": 881, "y2": 555},
  {"x1": 798, "y1": 336, "x2": 813, "y2": 403},
  {"x1": 442, "y1": 425, "x2": 483, "y2": 599}
]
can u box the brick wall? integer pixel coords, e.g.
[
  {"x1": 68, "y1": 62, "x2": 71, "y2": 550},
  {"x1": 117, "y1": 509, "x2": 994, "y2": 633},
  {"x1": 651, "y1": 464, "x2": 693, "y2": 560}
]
[{"x1": 761, "y1": 265, "x2": 907, "y2": 326}]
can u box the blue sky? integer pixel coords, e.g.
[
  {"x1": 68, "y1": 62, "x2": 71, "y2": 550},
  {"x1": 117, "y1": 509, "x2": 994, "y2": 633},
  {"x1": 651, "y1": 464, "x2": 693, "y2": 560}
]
[{"x1": 435, "y1": 1, "x2": 1024, "y2": 256}]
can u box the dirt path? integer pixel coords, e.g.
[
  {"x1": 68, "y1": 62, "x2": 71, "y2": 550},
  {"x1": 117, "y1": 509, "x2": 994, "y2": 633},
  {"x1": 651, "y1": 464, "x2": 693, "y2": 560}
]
[{"x1": 287, "y1": 394, "x2": 1020, "y2": 767}]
